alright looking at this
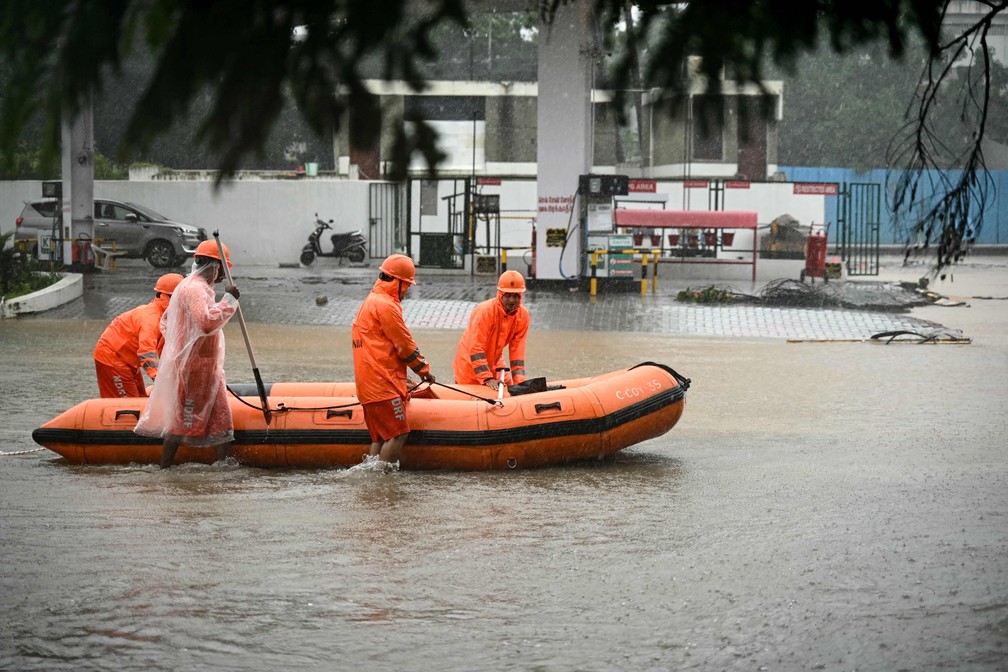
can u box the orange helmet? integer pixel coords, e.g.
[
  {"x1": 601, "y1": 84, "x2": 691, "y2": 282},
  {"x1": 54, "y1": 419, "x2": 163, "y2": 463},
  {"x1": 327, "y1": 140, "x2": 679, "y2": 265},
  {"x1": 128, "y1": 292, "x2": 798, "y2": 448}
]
[
  {"x1": 497, "y1": 270, "x2": 526, "y2": 294},
  {"x1": 194, "y1": 239, "x2": 233, "y2": 268},
  {"x1": 154, "y1": 273, "x2": 184, "y2": 295},
  {"x1": 379, "y1": 254, "x2": 417, "y2": 285}
]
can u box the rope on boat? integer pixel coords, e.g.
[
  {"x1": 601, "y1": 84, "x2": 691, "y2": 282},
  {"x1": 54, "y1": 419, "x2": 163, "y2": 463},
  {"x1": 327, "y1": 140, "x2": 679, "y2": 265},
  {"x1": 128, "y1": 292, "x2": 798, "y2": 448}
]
[
  {"x1": 225, "y1": 382, "x2": 437, "y2": 414},
  {"x1": 226, "y1": 385, "x2": 362, "y2": 414},
  {"x1": 431, "y1": 381, "x2": 504, "y2": 407},
  {"x1": 0, "y1": 447, "x2": 47, "y2": 456}
]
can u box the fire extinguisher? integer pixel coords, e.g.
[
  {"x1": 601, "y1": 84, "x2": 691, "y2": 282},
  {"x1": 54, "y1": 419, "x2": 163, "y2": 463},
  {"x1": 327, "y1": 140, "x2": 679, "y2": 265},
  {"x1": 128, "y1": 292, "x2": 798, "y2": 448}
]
[
  {"x1": 801, "y1": 230, "x2": 828, "y2": 283},
  {"x1": 72, "y1": 235, "x2": 96, "y2": 267},
  {"x1": 530, "y1": 224, "x2": 537, "y2": 278}
]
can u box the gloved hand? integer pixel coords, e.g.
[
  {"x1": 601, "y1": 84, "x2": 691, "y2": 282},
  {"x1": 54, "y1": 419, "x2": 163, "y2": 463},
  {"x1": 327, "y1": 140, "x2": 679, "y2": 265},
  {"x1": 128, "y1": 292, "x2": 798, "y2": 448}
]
[
  {"x1": 484, "y1": 378, "x2": 501, "y2": 391},
  {"x1": 421, "y1": 371, "x2": 436, "y2": 384},
  {"x1": 225, "y1": 284, "x2": 240, "y2": 299}
]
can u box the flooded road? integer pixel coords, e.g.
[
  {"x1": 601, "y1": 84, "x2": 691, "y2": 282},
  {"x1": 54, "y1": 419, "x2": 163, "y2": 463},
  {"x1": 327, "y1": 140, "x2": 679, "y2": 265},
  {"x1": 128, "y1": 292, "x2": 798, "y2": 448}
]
[{"x1": 1, "y1": 261, "x2": 1006, "y2": 670}]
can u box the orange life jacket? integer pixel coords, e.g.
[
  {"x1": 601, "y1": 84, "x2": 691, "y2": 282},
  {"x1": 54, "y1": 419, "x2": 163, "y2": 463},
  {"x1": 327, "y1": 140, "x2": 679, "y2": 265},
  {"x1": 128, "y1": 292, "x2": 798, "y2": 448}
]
[
  {"x1": 452, "y1": 293, "x2": 529, "y2": 385},
  {"x1": 351, "y1": 279, "x2": 431, "y2": 404},
  {"x1": 93, "y1": 295, "x2": 170, "y2": 380}
]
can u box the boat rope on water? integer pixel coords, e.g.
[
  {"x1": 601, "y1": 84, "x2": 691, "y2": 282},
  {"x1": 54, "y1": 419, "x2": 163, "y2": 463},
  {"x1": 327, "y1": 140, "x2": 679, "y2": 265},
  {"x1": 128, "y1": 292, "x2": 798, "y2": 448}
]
[{"x1": 1, "y1": 447, "x2": 47, "y2": 456}]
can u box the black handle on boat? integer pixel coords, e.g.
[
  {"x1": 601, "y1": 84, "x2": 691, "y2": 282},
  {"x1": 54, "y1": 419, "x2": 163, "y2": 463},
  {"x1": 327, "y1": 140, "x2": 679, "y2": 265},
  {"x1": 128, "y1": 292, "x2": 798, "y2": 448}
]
[
  {"x1": 534, "y1": 401, "x2": 562, "y2": 414},
  {"x1": 115, "y1": 409, "x2": 140, "y2": 420},
  {"x1": 630, "y1": 361, "x2": 691, "y2": 391},
  {"x1": 214, "y1": 231, "x2": 272, "y2": 426},
  {"x1": 326, "y1": 409, "x2": 353, "y2": 419},
  {"x1": 432, "y1": 381, "x2": 503, "y2": 407}
]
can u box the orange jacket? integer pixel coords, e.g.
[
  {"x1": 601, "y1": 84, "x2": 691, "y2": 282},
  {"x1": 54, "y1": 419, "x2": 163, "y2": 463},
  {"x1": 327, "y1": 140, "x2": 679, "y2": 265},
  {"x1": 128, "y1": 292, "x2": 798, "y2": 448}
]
[
  {"x1": 93, "y1": 296, "x2": 170, "y2": 381},
  {"x1": 452, "y1": 293, "x2": 529, "y2": 385},
  {"x1": 352, "y1": 279, "x2": 431, "y2": 404}
]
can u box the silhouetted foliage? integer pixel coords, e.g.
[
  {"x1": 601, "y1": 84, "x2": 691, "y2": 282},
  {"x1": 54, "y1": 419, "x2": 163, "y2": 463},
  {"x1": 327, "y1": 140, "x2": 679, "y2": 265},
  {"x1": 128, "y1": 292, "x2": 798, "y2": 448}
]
[{"x1": 1, "y1": 0, "x2": 1003, "y2": 273}]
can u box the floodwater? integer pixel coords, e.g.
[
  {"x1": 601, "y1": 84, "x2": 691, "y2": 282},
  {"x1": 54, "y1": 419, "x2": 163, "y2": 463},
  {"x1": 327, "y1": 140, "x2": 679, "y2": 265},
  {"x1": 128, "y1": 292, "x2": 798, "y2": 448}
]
[{"x1": 1, "y1": 262, "x2": 1006, "y2": 671}]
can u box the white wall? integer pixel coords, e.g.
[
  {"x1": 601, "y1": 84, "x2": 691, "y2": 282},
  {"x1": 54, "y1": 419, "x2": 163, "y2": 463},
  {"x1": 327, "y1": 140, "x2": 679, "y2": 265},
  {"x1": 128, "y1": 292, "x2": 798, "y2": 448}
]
[
  {"x1": 3, "y1": 176, "x2": 827, "y2": 270},
  {"x1": 654, "y1": 181, "x2": 827, "y2": 226},
  {"x1": 2, "y1": 179, "x2": 374, "y2": 267}
]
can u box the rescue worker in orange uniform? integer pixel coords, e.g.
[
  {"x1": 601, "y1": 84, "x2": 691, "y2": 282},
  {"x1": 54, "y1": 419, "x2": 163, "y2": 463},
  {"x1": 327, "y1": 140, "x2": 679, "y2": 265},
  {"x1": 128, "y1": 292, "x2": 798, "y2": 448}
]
[
  {"x1": 452, "y1": 270, "x2": 530, "y2": 391},
  {"x1": 93, "y1": 272, "x2": 184, "y2": 398},
  {"x1": 352, "y1": 254, "x2": 436, "y2": 467},
  {"x1": 134, "y1": 240, "x2": 240, "y2": 468}
]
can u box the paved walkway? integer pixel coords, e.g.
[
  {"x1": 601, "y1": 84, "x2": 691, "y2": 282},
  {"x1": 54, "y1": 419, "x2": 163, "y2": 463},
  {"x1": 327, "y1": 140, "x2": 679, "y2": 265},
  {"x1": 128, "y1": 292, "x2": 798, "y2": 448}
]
[{"x1": 27, "y1": 257, "x2": 960, "y2": 341}]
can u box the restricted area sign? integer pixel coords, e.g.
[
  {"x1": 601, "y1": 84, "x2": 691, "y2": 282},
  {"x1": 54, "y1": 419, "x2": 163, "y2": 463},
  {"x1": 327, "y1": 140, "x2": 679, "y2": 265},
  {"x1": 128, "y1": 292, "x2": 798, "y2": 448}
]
[{"x1": 793, "y1": 182, "x2": 839, "y2": 195}]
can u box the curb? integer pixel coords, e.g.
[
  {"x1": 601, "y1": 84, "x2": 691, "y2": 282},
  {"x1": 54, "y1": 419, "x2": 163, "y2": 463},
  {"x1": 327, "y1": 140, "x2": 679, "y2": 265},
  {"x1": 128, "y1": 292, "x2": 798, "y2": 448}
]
[{"x1": 1, "y1": 273, "x2": 83, "y2": 318}]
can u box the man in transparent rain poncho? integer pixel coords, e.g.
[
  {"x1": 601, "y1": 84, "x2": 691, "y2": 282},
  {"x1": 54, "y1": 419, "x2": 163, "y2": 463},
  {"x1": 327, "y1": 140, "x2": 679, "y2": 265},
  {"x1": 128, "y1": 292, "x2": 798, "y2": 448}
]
[{"x1": 134, "y1": 240, "x2": 240, "y2": 468}]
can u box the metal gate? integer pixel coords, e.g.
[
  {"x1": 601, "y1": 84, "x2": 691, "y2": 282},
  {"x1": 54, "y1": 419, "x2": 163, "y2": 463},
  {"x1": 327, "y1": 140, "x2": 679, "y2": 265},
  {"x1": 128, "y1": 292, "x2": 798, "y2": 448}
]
[
  {"x1": 368, "y1": 182, "x2": 404, "y2": 260},
  {"x1": 836, "y1": 182, "x2": 881, "y2": 276}
]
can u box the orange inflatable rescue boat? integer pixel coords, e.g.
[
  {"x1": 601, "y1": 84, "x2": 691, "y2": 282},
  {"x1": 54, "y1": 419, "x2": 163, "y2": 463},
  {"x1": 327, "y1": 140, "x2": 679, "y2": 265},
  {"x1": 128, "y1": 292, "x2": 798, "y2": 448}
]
[{"x1": 32, "y1": 362, "x2": 689, "y2": 470}]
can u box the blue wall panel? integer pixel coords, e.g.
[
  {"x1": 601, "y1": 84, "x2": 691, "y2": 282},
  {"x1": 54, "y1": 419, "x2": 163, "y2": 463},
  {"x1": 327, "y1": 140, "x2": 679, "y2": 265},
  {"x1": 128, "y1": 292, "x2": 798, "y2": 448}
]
[{"x1": 781, "y1": 166, "x2": 1006, "y2": 245}]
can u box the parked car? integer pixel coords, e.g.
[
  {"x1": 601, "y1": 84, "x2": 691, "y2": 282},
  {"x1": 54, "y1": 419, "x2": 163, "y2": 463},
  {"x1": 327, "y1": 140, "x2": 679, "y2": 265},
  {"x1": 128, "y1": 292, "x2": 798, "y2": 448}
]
[{"x1": 14, "y1": 198, "x2": 208, "y2": 268}]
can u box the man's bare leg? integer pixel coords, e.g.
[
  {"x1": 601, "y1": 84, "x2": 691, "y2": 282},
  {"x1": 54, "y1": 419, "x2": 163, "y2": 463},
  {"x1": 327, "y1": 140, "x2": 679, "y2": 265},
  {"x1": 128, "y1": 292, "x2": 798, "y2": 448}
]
[
  {"x1": 214, "y1": 441, "x2": 232, "y2": 463},
  {"x1": 380, "y1": 433, "x2": 408, "y2": 464},
  {"x1": 161, "y1": 438, "x2": 180, "y2": 469}
]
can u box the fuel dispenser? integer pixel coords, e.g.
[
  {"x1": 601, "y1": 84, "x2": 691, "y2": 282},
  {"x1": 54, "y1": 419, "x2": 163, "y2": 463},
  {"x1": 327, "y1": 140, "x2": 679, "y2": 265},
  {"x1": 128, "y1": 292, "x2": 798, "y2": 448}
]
[
  {"x1": 580, "y1": 174, "x2": 629, "y2": 280},
  {"x1": 39, "y1": 180, "x2": 64, "y2": 264},
  {"x1": 41, "y1": 180, "x2": 96, "y2": 270}
]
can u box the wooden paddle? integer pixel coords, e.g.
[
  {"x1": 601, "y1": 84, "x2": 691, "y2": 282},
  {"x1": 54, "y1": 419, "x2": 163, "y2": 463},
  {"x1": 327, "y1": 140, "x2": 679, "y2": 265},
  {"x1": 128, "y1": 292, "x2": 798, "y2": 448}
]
[{"x1": 213, "y1": 231, "x2": 272, "y2": 425}]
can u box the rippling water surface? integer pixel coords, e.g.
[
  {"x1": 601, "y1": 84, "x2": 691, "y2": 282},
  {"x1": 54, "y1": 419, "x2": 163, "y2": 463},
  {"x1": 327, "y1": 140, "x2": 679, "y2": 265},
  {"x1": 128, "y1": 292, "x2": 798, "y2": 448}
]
[{"x1": 1, "y1": 312, "x2": 1006, "y2": 670}]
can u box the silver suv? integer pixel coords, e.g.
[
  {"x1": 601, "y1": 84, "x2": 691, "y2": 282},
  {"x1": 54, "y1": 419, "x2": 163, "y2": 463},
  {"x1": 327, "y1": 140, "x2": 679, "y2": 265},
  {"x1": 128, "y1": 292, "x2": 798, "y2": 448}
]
[{"x1": 14, "y1": 198, "x2": 207, "y2": 268}]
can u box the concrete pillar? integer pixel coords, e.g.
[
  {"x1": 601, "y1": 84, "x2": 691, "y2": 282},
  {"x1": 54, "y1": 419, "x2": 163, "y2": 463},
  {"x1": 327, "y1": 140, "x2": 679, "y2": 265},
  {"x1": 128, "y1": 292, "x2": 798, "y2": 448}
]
[
  {"x1": 60, "y1": 98, "x2": 95, "y2": 265},
  {"x1": 535, "y1": 0, "x2": 594, "y2": 280}
]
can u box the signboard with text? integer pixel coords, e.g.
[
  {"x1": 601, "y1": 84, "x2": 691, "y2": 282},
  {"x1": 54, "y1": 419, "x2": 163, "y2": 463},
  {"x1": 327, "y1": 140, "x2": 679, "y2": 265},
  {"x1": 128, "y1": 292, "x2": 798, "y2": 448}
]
[
  {"x1": 538, "y1": 195, "x2": 575, "y2": 214},
  {"x1": 545, "y1": 228, "x2": 568, "y2": 247},
  {"x1": 628, "y1": 179, "x2": 656, "y2": 193},
  {"x1": 794, "y1": 182, "x2": 839, "y2": 195},
  {"x1": 607, "y1": 254, "x2": 634, "y2": 277},
  {"x1": 586, "y1": 203, "x2": 614, "y2": 233},
  {"x1": 607, "y1": 233, "x2": 635, "y2": 277},
  {"x1": 37, "y1": 232, "x2": 53, "y2": 260}
]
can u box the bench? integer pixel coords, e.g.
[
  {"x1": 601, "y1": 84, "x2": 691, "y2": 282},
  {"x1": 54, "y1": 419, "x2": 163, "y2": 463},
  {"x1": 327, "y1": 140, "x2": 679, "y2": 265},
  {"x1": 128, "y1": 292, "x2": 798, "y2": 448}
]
[{"x1": 91, "y1": 243, "x2": 127, "y2": 271}]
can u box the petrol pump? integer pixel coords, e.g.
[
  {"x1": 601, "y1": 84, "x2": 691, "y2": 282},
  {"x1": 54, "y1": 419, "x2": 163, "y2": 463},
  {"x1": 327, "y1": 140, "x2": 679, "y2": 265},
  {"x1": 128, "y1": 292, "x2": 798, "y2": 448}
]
[
  {"x1": 40, "y1": 180, "x2": 64, "y2": 264},
  {"x1": 580, "y1": 174, "x2": 629, "y2": 281}
]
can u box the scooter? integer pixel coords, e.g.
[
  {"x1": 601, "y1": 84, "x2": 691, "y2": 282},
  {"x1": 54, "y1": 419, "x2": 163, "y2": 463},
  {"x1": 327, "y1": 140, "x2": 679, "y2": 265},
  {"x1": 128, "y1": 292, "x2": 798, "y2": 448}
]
[{"x1": 300, "y1": 213, "x2": 367, "y2": 266}]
